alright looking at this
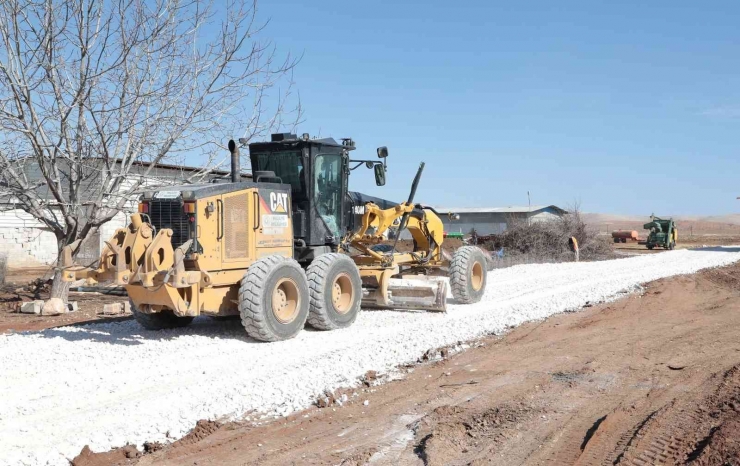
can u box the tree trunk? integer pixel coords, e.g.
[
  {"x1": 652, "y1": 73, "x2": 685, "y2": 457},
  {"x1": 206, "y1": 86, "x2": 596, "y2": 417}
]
[
  {"x1": 0, "y1": 252, "x2": 7, "y2": 286},
  {"x1": 50, "y1": 268, "x2": 71, "y2": 303},
  {"x1": 51, "y1": 241, "x2": 72, "y2": 302}
]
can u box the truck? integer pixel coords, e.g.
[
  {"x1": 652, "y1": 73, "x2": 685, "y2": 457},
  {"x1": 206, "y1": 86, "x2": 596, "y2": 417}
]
[{"x1": 611, "y1": 230, "x2": 640, "y2": 243}]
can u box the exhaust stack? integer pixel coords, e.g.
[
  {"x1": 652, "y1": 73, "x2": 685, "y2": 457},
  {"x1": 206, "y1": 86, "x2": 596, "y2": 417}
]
[{"x1": 228, "y1": 139, "x2": 240, "y2": 183}]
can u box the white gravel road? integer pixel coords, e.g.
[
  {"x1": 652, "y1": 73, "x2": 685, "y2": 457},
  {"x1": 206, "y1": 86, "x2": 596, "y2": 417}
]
[{"x1": 1, "y1": 247, "x2": 739, "y2": 465}]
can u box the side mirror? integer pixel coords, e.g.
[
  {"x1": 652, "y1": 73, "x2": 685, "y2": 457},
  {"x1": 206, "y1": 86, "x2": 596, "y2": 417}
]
[
  {"x1": 377, "y1": 146, "x2": 388, "y2": 159},
  {"x1": 374, "y1": 164, "x2": 386, "y2": 186}
]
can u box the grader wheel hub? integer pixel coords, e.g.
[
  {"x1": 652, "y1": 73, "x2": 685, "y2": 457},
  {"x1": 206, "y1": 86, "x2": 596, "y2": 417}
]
[
  {"x1": 331, "y1": 272, "x2": 354, "y2": 315},
  {"x1": 272, "y1": 278, "x2": 300, "y2": 324}
]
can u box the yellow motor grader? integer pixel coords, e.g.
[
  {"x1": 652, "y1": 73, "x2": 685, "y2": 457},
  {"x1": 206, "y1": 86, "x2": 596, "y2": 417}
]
[{"x1": 62, "y1": 133, "x2": 488, "y2": 341}]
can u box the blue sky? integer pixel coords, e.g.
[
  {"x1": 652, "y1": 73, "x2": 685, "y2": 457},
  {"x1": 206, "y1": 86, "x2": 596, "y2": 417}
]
[{"x1": 251, "y1": 1, "x2": 740, "y2": 215}]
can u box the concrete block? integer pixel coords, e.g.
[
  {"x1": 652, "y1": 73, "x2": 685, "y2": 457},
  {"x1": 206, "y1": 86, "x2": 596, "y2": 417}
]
[
  {"x1": 123, "y1": 301, "x2": 131, "y2": 314},
  {"x1": 21, "y1": 300, "x2": 44, "y2": 315},
  {"x1": 101, "y1": 302, "x2": 124, "y2": 315},
  {"x1": 42, "y1": 298, "x2": 67, "y2": 316}
]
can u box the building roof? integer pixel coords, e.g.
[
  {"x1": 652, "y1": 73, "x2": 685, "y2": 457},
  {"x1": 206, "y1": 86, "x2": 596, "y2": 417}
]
[
  {"x1": 126, "y1": 159, "x2": 252, "y2": 178},
  {"x1": 0, "y1": 157, "x2": 251, "y2": 204},
  {"x1": 434, "y1": 205, "x2": 568, "y2": 215},
  {"x1": 2, "y1": 156, "x2": 252, "y2": 179}
]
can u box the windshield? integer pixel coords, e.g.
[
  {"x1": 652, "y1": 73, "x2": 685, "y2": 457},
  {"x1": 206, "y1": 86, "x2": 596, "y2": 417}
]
[{"x1": 251, "y1": 151, "x2": 304, "y2": 199}]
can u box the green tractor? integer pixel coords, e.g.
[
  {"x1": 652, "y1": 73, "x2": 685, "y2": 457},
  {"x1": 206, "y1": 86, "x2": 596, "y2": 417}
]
[{"x1": 643, "y1": 215, "x2": 677, "y2": 250}]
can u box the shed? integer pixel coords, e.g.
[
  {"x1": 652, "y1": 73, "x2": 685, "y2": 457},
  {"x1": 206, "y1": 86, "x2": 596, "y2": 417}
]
[{"x1": 435, "y1": 205, "x2": 568, "y2": 236}]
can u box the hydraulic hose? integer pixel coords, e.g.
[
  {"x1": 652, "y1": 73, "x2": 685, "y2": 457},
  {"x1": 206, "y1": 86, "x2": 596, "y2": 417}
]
[{"x1": 390, "y1": 162, "x2": 425, "y2": 255}]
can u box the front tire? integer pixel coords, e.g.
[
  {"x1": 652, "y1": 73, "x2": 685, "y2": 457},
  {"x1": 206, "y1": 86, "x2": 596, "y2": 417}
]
[
  {"x1": 450, "y1": 246, "x2": 488, "y2": 304},
  {"x1": 131, "y1": 300, "x2": 194, "y2": 330},
  {"x1": 306, "y1": 253, "x2": 362, "y2": 330},
  {"x1": 239, "y1": 255, "x2": 309, "y2": 342}
]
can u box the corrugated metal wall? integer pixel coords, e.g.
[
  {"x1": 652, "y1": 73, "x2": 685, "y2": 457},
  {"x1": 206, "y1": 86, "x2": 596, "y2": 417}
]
[
  {"x1": 0, "y1": 209, "x2": 46, "y2": 228},
  {"x1": 441, "y1": 209, "x2": 563, "y2": 236},
  {"x1": 442, "y1": 212, "x2": 512, "y2": 235}
]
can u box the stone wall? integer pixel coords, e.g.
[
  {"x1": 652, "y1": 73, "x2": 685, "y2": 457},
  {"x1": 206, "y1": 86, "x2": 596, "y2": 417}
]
[
  {"x1": 0, "y1": 208, "x2": 133, "y2": 269},
  {"x1": 0, "y1": 210, "x2": 59, "y2": 268}
]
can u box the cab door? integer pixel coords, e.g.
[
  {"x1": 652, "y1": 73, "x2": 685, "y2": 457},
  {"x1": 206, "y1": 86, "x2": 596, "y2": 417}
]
[{"x1": 313, "y1": 153, "x2": 344, "y2": 241}]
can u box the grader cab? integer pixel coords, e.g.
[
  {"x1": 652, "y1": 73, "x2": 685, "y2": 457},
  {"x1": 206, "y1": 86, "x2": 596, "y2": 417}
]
[{"x1": 62, "y1": 133, "x2": 489, "y2": 341}]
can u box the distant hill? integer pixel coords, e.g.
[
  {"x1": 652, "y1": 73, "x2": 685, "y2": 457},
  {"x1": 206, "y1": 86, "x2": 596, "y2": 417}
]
[{"x1": 696, "y1": 214, "x2": 740, "y2": 225}]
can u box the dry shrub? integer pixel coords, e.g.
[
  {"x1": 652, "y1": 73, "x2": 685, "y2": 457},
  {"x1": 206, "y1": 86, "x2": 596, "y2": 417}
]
[{"x1": 481, "y1": 206, "x2": 614, "y2": 263}]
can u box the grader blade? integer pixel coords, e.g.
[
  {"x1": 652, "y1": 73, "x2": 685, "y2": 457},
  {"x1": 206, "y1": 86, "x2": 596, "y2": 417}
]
[{"x1": 363, "y1": 276, "x2": 448, "y2": 312}]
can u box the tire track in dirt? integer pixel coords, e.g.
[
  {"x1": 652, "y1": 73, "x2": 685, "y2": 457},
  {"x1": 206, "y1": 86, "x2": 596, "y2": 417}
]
[{"x1": 607, "y1": 366, "x2": 740, "y2": 465}]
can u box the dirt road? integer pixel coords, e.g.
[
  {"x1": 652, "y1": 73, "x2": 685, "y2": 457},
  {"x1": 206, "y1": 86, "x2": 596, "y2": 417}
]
[
  {"x1": 86, "y1": 262, "x2": 740, "y2": 466},
  {"x1": 610, "y1": 234, "x2": 740, "y2": 258},
  {"x1": 0, "y1": 286, "x2": 129, "y2": 333}
]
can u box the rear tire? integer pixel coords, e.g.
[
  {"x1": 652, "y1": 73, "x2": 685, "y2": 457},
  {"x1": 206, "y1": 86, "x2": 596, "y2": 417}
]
[
  {"x1": 647, "y1": 245, "x2": 654, "y2": 250},
  {"x1": 450, "y1": 246, "x2": 487, "y2": 304},
  {"x1": 131, "y1": 300, "x2": 194, "y2": 330},
  {"x1": 239, "y1": 255, "x2": 309, "y2": 342},
  {"x1": 307, "y1": 253, "x2": 362, "y2": 330},
  {"x1": 484, "y1": 251, "x2": 496, "y2": 271}
]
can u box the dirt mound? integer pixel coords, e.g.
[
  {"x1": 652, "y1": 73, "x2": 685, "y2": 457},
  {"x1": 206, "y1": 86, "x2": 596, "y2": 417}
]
[
  {"x1": 690, "y1": 418, "x2": 740, "y2": 465},
  {"x1": 413, "y1": 402, "x2": 539, "y2": 466},
  {"x1": 71, "y1": 444, "x2": 139, "y2": 466},
  {"x1": 702, "y1": 264, "x2": 740, "y2": 290},
  {"x1": 70, "y1": 419, "x2": 220, "y2": 465},
  {"x1": 172, "y1": 419, "x2": 221, "y2": 447}
]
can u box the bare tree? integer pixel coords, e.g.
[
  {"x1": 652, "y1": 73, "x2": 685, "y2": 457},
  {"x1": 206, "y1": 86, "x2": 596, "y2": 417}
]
[{"x1": 0, "y1": 0, "x2": 300, "y2": 300}]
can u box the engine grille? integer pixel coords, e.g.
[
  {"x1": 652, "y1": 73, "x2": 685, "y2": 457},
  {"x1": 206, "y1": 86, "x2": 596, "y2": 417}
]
[
  {"x1": 223, "y1": 193, "x2": 249, "y2": 260},
  {"x1": 149, "y1": 199, "x2": 190, "y2": 249}
]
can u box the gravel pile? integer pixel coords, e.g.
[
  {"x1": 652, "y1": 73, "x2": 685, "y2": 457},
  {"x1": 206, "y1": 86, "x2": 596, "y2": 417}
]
[{"x1": 1, "y1": 247, "x2": 739, "y2": 465}]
